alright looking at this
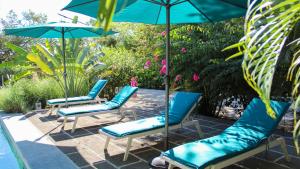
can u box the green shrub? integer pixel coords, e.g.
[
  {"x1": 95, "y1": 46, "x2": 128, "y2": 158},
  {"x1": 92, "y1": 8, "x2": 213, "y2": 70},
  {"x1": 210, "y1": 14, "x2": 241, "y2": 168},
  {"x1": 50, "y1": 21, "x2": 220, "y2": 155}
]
[{"x1": 0, "y1": 78, "x2": 63, "y2": 113}]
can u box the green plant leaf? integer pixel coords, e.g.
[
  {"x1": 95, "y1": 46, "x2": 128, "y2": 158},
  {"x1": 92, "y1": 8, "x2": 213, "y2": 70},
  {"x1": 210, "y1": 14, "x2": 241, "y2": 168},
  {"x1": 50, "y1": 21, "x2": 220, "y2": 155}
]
[{"x1": 27, "y1": 53, "x2": 54, "y2": 75}]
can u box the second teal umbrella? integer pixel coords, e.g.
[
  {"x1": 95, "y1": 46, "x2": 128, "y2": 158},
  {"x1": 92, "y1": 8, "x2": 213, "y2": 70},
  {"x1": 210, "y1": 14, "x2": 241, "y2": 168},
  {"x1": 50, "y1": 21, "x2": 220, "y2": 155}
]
[{"x1": 4, "y1": 22, "x2": 116, "y2": 106}]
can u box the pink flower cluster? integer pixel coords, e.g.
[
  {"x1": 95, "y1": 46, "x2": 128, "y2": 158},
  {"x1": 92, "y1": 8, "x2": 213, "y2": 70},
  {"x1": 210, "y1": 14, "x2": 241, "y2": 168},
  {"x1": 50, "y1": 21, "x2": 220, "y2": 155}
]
[
  {"x1": 193, "y1": 73, "x2": 199, "y2": 81},
  {"x1": 160, "y1": 59, "x2": 167, "y2": 75},
  {"x1": 130, "y1": 77, "x2": 138, "y2": 87},
  {"x1": 144, "y1": 59, "x2": 151, "y2": 69}
]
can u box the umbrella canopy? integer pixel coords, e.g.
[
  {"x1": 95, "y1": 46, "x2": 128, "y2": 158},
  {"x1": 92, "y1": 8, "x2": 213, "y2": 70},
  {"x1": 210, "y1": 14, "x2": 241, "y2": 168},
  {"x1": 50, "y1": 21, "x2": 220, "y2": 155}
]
[
  {"x1": 4, "y1": 22, "x2": 115, "y2": 38},
  {"x1": 63, "y1": 0, "x2": 252, "y2": 148},
  {"x1": 63, "y1": 0, "x2": 250, "y2": 24},
  {"x1": 4, "y1": 22, "x2": 116, "y2": 106}
]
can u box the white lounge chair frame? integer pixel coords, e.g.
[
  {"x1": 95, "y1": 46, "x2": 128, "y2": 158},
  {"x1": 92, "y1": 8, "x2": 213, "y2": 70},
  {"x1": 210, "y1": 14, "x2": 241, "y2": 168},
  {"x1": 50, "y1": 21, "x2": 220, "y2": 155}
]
[
  {"x1": 99, "y1": 96, "x2": 204, "y2": 161},
  {"x1": 60, "y1": 102, "x2": 137, "y2": 133},
  {"x1": 48, "y1": 96, "x2": 107, "y2": 116},
  {"x1": 163, "y1": 136, "x2": 291, "y2": 169}
]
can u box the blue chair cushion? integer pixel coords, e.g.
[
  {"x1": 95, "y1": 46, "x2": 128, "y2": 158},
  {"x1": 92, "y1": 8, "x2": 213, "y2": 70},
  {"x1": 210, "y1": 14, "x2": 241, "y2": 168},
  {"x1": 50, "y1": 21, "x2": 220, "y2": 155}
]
[
  {"x1": 58, "y1": 101, "x2": 119, "y2": 116},
  {"x1": 47, "y1": 96, "x2": 93, "y2": 105},
  {"x1": 162, "y1": 98, "x2": 290, "y2": 169},
  {"x1": 110, "y1": 86, "x2": 138, "y2": 106},
  {"x1": 100, "y1": 92, "x2": 202, "y2": 137},
  {"x1": 57, "y1": 86, "x2": 138, "y2": 116},
  {"x1": 100, "y1": 116, "x2": 166, "y2": 137},
  {"x1": 87, "y1": 79, "x2": 108, "y2": 99},
  {"x1": 165, "y1": 92, "x2": 202, "y2": 124}
]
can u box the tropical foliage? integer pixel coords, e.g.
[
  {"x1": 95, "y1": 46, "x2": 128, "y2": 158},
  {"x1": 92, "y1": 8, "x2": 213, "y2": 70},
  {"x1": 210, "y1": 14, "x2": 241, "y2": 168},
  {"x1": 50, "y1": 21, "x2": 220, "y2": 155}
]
[
  {"x1": 0, "y1": 78, "x2": 62, "y2": 113},
  {"x1": 224, "y1": 0, "x2": 300, "y2": 153},
  {"x1": 2, "y1": 39, "x2": 105, "y2": 96}
]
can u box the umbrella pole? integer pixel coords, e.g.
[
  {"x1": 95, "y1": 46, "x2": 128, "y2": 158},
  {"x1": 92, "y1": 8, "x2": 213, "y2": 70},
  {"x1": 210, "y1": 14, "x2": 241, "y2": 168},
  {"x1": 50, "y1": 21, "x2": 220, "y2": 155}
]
[
  {"x1": 164, "y1": 1, "x2": 171, "y2": 150},
  {"x1": 62, "y1": 28, "x2": 69, "y2": 107}
]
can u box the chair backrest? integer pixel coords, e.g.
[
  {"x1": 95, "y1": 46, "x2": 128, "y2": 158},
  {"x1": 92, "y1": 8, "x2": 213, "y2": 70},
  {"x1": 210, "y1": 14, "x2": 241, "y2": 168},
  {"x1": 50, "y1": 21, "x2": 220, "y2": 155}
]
[
  {"x1": 167, "y1": 92, "x2": 202, "y2": 124},
  {"x1": 110, "y1": 86, "x2": 138, "y2": 107},
  {"x1": 233, "y1": 98, "x2": 290, "y2": 137},
  {"x1": 87, "y1": 79, "x2": 108, "y2": 99}
]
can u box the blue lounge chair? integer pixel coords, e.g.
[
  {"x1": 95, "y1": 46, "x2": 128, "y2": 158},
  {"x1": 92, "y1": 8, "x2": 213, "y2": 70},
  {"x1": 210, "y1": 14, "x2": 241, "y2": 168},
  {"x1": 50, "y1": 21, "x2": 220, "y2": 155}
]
[
  {"x1": 47, "y1": 79, "x2": 108, "y2": 115},
  {"x1": 58, "y1": 86, "x2": 138, "y2": 133},
  {"x1": 162, "y1": 98, "x2": 291, "y2": 169},
  {"x1": 99, "y1": 92, "x2": 203, "y2": 161}
]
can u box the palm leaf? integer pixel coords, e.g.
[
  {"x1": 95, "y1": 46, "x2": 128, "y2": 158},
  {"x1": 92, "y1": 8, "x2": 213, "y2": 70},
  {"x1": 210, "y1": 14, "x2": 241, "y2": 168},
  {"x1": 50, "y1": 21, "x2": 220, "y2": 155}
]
[
  {"x1": 27, "y1": 53, "x2": 54, "y2": 75},
  {"x1": 232, "y1": 0, "x2": 300, "y2": 153}
]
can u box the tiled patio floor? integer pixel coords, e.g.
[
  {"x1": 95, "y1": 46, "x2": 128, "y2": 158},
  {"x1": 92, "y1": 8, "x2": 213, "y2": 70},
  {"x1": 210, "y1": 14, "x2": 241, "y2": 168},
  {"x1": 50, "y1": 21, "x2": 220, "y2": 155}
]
[{"x1": 26, "y1": 89, "x2": 299, "y2": 169}]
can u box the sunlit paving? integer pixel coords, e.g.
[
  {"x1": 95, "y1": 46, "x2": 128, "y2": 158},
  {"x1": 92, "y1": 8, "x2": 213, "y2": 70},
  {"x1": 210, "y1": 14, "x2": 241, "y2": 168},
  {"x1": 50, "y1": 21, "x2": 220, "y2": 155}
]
[{"x1": 0, "y1": 0, "x2": 299, "y2": 169}]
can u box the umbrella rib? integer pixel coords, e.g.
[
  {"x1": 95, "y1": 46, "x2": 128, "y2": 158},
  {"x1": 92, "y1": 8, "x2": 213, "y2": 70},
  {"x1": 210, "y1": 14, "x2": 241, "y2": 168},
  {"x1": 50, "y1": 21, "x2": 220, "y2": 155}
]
[
  {"x1": 145, "y1": 0, "x2": 166, "y2": 6},
  {"x1": 155, "y1": 5, "x2": 163, "y2": 24},
  {"x1": 219, "y1": 0, "x2": 247, "y2": 9},
  {"x1": 186, "y1": 0, "x2": 213, "y2": 23},
  {"x1": 170, "y1": 0, "x2": 187, "y2": 6},
  {"x1": 62, "y1": 0, "x2": 97, "y2": 10}
]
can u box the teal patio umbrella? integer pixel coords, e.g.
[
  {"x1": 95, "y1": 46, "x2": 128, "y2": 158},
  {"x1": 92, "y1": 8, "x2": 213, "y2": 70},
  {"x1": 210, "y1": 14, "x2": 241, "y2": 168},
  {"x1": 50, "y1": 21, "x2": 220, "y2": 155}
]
[
  {"x1": 63, "y1": 0, "x2": 252, "y2": 145},
  {"x1": 4, "y1": 22, "x2": 116, "y2": 106}
]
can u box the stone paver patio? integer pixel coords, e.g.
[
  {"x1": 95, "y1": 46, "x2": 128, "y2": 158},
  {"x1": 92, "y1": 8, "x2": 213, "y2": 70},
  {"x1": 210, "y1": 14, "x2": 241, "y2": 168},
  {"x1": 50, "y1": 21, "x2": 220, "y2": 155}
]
[{"x1": 25, "y1": 89, "x2": 299, "y2": 169}]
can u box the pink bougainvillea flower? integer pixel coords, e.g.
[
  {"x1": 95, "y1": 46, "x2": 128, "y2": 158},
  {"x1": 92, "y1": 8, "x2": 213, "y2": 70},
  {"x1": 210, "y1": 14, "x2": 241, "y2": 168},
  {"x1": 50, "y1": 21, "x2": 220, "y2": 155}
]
[
  {"x1": 161, "y1": 59, "x2": 166, "y2": 65},
  {"x1": 175, "y1": 74, "x2": 182, "y2": 82},
  {"x1": 181, "y1": 47, "x2": 187, "y2": 53},
  {"x1": 130, "y1": 77, "x2": 138, "y2": 87},
  {"x1": 193, "y1": 73, "x2": 199, "y2": 81},
  {"x1": 154, "y1": 54, "x2": 159, "y2": 62},
  {"x1": 161, "y1": 31, "x2": 166, "y2": 37},
  {"x1": 160, "y1": 65, "x2": 167, "y2": 75},
  {"x1": 144, "y1": 59, "x2": 151, "y2": 69}
]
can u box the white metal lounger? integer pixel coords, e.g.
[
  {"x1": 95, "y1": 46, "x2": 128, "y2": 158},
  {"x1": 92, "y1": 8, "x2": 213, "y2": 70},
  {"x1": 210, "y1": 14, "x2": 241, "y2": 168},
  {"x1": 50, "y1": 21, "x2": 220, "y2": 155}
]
[
  {"x1": 47, "y1": 79, "x2": 108, "y2": 115},
  {"x1": 99, "y1": 92, "x2": 203, "y2": 161},
  {"x1": 57, "y1": 86, "x2": 138, "y2": 133},
  {"x1": 162, "y1": 98, "x2": 291, "y2": 169}
]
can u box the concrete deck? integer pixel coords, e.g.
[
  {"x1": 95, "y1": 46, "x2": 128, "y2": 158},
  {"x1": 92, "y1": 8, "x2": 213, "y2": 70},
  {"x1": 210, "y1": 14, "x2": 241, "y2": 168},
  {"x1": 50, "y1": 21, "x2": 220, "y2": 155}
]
[
  {"x1": 0, "y1": 113, "x2": 79, "y2": 169},
  {"x1": 19, "y1": 89, "x2": 300, "y2": 168}
]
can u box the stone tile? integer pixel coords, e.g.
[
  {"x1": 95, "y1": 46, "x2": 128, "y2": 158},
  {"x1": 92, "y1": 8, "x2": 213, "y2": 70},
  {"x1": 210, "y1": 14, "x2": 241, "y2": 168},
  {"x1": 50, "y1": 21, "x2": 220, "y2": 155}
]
[
  {"x1": 255, "y1": 150, "x2": 284, "y2": 162},
  {"x1": 80, "y1": 165, "x2": 95, "y2": 169},
  {"x1": 276, "y1": 156, "x2": 300, "y2": 169},
  {"x1": 67, "y1": 149, "x2": 102, "y2": 168},
  {"x1": 64, "y1": 128, "x2": 91, "y2": 137},
  {"x1": 120, "y1": 161, "x2": 149, "y2": 169},
  {"x1": 49, "y1": 133, "x2": 72, "y2": 142},
  {"x1": 93, "y1": 161, "x2": 116, "y2": 169},
  {"x1": 238, "y1": 157, "x2": 289, "y2": 169},
  {"x1": 67, "y1": 153, "x2": 90, "y2": 167},
  {"x1": 134, "y1": 149, "x2": 161, "y2": 162},
  {"x1": 104, "y1": 153, "x2": 139, "y2": 167},
  {"x1": 81, "y1": 165, "x2": 95, "y2": 169},
  {"x1": 272, "y1": 145, "x2": 298, "y2": 157}
]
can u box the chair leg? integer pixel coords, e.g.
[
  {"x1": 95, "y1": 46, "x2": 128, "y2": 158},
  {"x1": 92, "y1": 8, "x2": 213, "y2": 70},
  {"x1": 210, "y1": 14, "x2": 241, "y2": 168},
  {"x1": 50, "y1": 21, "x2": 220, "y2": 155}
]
[
  {"x1": 123, "y1": 137, "x2": 132, "y2": 161},
  {"x1": 168, "y1": 164, "x2": 175, "y2": 169},
  {"x1": 48, "y1": 105, "x2": 55, "y2": 116},
  {"x1": 104, "y1": 137, "x2": 110, "y2": 149},
  {"x1": 278, "y1": 137, "x2": 291, "y2": 162},
  {"x1": 132, "y1": 111, "x2": 137, "y2": 120},
  {"x1": 193, "y1": 120, "x2": 204, "y2": 138},
  {"x1": 71, "y1": 117, "x2": 79, "y2": 133},
  {"x1": 62, "y1": 117, "x2": 68, "y2": 129}
]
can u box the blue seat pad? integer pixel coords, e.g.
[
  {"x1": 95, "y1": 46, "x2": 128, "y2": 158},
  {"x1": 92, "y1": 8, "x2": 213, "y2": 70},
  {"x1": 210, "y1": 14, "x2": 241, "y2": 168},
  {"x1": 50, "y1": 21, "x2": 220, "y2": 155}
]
[
  {"x1": 58, "y1": 101, "x2": 119, "y2": 116},
  {"x1": 100, "y1": 92, "x2": 202, "y2": 138},
  {"x1": 47, "y1": 96, "x2": 93, "y2": 105},
  {"x1": 100, "y1": 116, "x2": 173, "y2": 137},
  {"x1": 162, "y1": 98, "x2": 290, "y2": 169}
]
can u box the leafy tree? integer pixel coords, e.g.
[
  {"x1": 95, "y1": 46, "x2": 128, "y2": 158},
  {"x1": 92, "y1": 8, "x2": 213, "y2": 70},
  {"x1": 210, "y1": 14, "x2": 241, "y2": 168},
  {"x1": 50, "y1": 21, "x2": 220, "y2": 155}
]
[{"x1": 0, "y1": 10, "x2": 48, "y2": 83}]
